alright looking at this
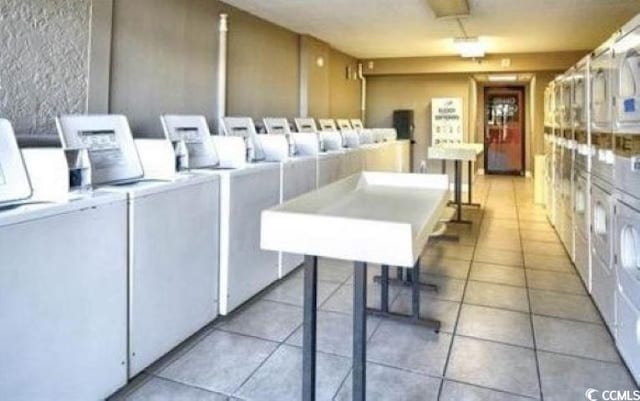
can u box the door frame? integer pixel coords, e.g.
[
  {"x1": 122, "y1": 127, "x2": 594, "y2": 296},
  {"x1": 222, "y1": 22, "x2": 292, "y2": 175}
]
[{"x1": 483, "y1": 85, "x2": 526, "y2": 175}]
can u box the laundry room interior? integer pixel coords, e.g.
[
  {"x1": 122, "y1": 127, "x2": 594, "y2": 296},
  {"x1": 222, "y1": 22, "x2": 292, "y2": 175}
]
[{"x1": 2, "y1": 1, "x2": 640, "y2": 401}]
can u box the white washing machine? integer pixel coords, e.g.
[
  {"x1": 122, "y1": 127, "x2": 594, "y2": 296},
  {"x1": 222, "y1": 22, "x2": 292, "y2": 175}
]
[
  {"x1": 213, "y1": 163, "x2": 281, "y2": 314},
  {"x1": 280, "y1": 154, "x2": 318, "y2": 277},
  {"x1": 56, "y1": 115, "x2": 220, "y2": 377},
  {"x1": 613, "y1": 15, "x2": 640, "y2": 384},
  {"x1": 0, "y1": 119, "x2": 129, "y2": 400},
  {"x1": 573, "y1": 58, "x2": 592, "y2": 289},
  {"x1": 590, "y1": 43, "x2": 618, "y2": 331}
]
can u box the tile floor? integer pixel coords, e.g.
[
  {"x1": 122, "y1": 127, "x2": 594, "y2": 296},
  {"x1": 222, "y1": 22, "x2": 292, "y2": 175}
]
[{"x1": 110, "y1": 176, "x2": 638, "y2": 401}]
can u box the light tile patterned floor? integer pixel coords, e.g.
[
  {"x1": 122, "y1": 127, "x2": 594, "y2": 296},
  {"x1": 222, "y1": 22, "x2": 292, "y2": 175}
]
[{"x1": 110, "y1": 176, "x2": 638, "y2": 401}]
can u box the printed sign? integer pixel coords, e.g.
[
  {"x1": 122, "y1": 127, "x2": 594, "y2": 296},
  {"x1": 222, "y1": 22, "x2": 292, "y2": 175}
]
[{"x1": 431, "y1": 97, "x2": 463, "y2": 145}]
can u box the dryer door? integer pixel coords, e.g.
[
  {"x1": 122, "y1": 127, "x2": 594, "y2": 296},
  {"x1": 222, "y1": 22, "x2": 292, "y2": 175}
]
[
  {"x1": 616, "y1": 29, "x2": 640, "y2": 124},
  {"x1": 615, "y1": 201, "x2": 640, "y2": 307},
  {"x1": 591, "y1": 184, "x2": 612, "y2": 265},
  {"x1": 574, "y1": 174, "x2": 588, "y2": 236}
]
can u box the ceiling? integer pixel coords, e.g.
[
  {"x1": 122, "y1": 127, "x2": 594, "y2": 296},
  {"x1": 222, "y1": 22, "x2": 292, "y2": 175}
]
[{"x1": 223, "y1": 0, "x2": 640, "y2": 58}]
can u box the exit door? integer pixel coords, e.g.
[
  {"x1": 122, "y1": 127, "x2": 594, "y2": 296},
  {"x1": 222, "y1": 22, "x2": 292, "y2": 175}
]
[{"x1": 484, "y1": 87, "x2": 525, "y2": 174}]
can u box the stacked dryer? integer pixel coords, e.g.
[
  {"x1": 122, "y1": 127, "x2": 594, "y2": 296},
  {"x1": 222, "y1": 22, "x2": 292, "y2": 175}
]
[
  {"x1": 543, "y1": 84, "x2": 557, "y2": 226},
  {"x1": 558, "y1": 73, "x2": 575, "y2": 256},
  {"x1": 612, "y1": 14, "x2": 640, "y2": 384},
  {"x1": 552, "y1": 78, "x2": 565, "y2": 233},
  {"x1": 590, "y1": 42, "x2": 618, "y2": 332},
  {"x1": 572, "y1": 58, "x2": 592, "y2": 289}
]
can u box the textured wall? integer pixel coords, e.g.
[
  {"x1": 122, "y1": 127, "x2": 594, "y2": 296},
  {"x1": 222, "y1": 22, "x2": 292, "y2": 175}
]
[{"x1": 0, "y1": 0, "x2": 90, "y2": 136}]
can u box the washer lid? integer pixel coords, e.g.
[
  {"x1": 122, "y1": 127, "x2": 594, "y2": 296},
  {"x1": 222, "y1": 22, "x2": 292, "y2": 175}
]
[{"x1": 0, "y1": 119, "x2": 32, "y2": 205}]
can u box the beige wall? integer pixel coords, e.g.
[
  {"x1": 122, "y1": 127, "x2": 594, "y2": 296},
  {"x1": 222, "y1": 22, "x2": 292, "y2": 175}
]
[
  {"x1": 299, "y1": 36, "x2": 361, "y2": 119},
  {"x1": 366, "y1": 74, "x2": 471, "y2": 174},
  {"x1": 107, "y1": 0, "x2": 359, "y2": 136},
  {"x1": 300, "y1": 36, "x2": 331, "y2": 118},
  {"x1": 366, "y1": 71, "x2": 561, "y2": 176},
  {"x1": 226, "y1": 6, "x2": 300, "y2": 121},
  {"x1": 329, "y1": 48, "x2": 361, "y2": 119},
  {"x1": 363, "y1": 51, "x2": 586, "y2": 76}
]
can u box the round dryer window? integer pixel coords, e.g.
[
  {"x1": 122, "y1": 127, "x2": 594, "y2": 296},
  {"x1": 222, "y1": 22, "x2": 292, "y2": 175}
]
[
  {"x1": 620, "y1": 225, "x2": 640, "y2": 274},
  {"x1": 593, "y1": 202, "x2": 608, "y2": 236},
  {"x1": 592, "y1": 70, "x2": 607, "y2": 121}
]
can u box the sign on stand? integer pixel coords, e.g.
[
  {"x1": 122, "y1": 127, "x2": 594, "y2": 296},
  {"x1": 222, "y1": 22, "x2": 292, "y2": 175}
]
[{"x1": 431, "y1": 97, "x2": 463, "y2": 145}]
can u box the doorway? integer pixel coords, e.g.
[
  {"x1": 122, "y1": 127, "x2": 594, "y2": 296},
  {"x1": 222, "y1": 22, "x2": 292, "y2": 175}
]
[{"x1": 484, "y1": 87, "x2": 525, "y2": 175}]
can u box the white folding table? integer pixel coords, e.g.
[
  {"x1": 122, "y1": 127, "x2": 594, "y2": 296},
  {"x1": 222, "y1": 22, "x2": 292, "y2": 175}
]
[
  {"x1": 428, "y1": 143, "x2": 484, "y2": 224},
  {"x1": 261, "y1": 172, "x2": 449, "y2": 401}
]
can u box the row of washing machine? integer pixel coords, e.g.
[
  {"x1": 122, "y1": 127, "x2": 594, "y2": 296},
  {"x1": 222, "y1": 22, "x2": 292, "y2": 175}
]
[
  {"x1": 0, "y1": 114, "x2": 408, "y2": 400},
  {"x1": 543, "y1": 13, "x2": 640, "y2": 385}
]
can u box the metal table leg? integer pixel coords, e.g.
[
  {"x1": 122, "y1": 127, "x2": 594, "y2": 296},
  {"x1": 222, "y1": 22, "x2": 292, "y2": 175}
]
[
  {"x1": 380, "y1": 264, "x2": 389, "y2": 313},
  {"x1": 367, "y1": 259, "x2": 441, "y2": 331},
  {"x1": 302, "y1": 255, "x2": 317, "y2": 401},
  {"x1": 447, "y1": 159, "x2": 481, "y2": 208},
  {"x1": 373, "y1": 266, "x2": 438, "y2": 293},
  {"x1": 449, "y1": 160, "x2": 473, "y2": 225},
  {"x1": 353, "y1": 261, "x2": 367, "y2": 401},
  {"x1": 466, "y1": 160, "x2": 481, "y2": 207}
]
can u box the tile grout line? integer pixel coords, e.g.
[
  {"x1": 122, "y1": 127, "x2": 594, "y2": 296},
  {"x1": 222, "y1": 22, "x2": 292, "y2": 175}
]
[
  {"x1": 436, "y1": 177, "x2": 492, "y2": 401},
  {"x1": 513, "y1": 177, "x2": 545, "y2": 401}
]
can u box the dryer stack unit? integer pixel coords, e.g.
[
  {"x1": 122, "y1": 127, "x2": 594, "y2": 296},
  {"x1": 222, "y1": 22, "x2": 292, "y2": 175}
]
[
  {"x1": 544, "y1": 82, "x2": 557, "y2": 226},
  {"x1": 561, "y1": 72, "x2": 576, "y2": 256},
  {"x1": 612, "y1": 13, "x2": 640, "y2": 385},
  {"x1": 572, "y1": 57, "x2": 592, "y2": 290},
  {"x1": 552, "y1": 77, "x2": 565, "y2": 236},
  {"x1": 590, "y1": 40, "x2": 617, "y2": 333}
]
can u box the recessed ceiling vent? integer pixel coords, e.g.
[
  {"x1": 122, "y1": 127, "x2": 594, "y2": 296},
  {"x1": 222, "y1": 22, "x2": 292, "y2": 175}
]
[{"x1": 425, "y1": 0, "x2": 470, "y2": 19}]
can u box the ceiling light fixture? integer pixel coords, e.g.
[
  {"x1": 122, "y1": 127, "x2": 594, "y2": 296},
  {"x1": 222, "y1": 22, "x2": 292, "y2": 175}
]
[
  {"x1": 453, "y1": 37, "x2": 485, "y2": 58},
  {"x1": 488, "y1": 74, "x2": 518, "y2": 82},
  {"x1": 426, "y1": 0, "x2": 470, "y2": 19}
]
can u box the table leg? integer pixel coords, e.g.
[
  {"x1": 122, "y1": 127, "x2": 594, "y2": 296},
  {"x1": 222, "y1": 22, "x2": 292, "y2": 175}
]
[
  {"x1": 449, "y1": 159, "x2": 473, "y2": 225},
  {"x1": 412, "y1": 258, "x2": 421, "y2": 319},
  {"x1": 380, "y1": 264, "x2": 389, "y2": 313},
  {"x1": 303, "y1": 255, "x2": 318, "y2": 401},
  {"x1": 353, "y1": 261, "x2": 368, "y2": 401},
  {"x1": 448, "y1": 160, "x2": 481, "y2": 208}
]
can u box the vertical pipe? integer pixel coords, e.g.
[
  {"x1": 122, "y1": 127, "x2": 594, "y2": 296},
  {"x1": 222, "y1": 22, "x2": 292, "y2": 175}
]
[
  {"x1": 217, "y1": 13, "x2": 228, "y2": 135},
  {"x1": 358, "y1": 63, "x2": 366, "y2": 123}
]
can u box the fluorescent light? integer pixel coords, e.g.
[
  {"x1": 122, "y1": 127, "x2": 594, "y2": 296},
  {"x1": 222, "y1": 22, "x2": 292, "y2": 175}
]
[
  {"x1": 426, "y1": 0, "x2": 469, "y2": 19},
  {"x1": 453, "y1": 37, "x2": 485, "y2": 58},
  {"x1": 488, "y1": 75, "x2": 518, "y2": 82}
]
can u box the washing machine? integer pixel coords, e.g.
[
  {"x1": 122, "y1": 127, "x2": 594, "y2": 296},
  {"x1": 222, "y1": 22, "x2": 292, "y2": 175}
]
[
  {"x1": 56, "y1": 115, "x2": 221, "y2": 378},
  {"x1": 612, "y1": 14, "x2": 640, "y2": 384},
  {"x1": 573, "y1": 58, "x2": 592, "y2": 289},
  {"x1": 590, "y1": 42, "x2": 617, "y2": 331},
  {"x1": 0, "y1": 119, "x2": 129, "y2": 400}
]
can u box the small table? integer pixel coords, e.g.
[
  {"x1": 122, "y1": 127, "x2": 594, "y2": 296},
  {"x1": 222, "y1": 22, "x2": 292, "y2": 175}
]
[
  {"x1": 261, "y1": 172, "x2": 449, "y2": 401},
  {"x1": 428, "y1": 143, "x2": 484, "y2": 224}
]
